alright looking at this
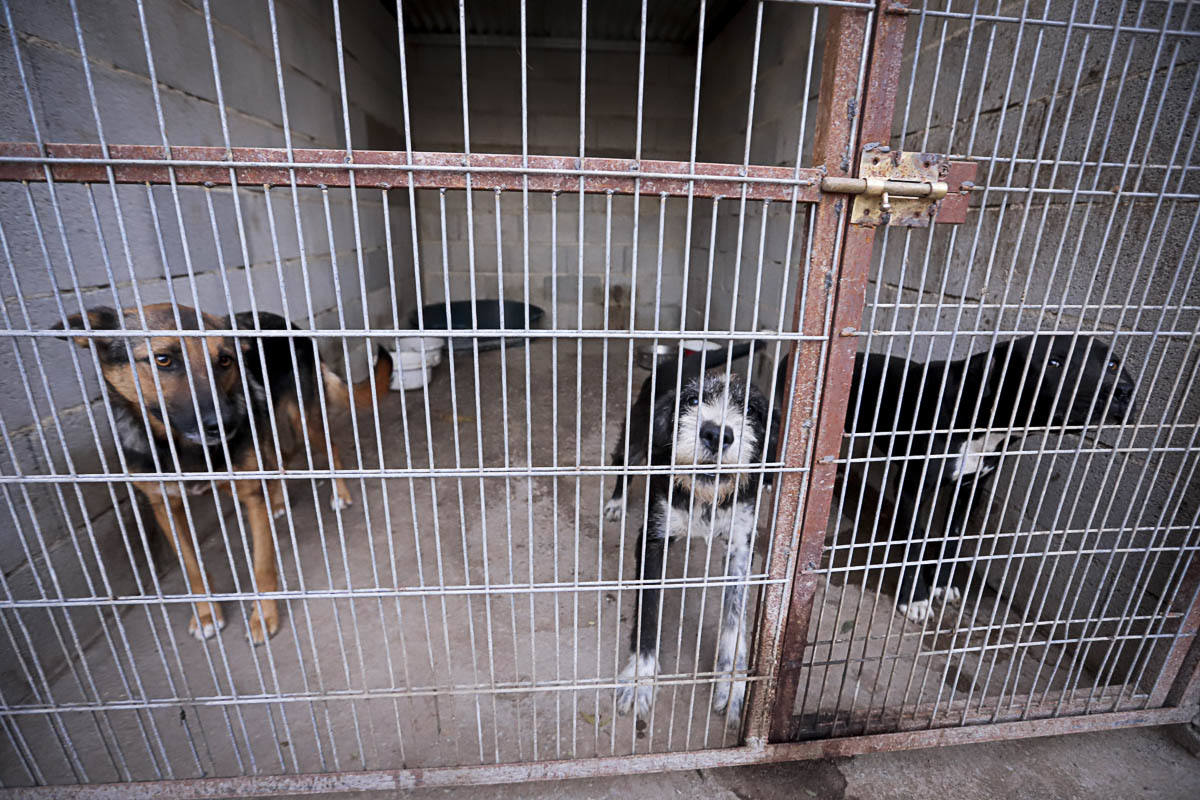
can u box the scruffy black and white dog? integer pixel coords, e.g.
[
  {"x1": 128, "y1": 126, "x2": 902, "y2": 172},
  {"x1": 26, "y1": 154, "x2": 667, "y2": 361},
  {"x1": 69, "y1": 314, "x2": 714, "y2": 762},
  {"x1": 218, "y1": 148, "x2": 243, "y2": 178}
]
[{"x1": 613, "y1": 371, "x2": 769, "y2": 727}]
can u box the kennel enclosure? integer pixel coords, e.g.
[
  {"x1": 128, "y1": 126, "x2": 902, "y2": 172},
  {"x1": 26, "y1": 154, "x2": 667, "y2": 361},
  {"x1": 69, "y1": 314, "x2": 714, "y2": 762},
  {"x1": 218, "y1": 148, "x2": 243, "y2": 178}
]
[{"x1": 0, "y1": 0, "x2": 1198, "y2": 794}]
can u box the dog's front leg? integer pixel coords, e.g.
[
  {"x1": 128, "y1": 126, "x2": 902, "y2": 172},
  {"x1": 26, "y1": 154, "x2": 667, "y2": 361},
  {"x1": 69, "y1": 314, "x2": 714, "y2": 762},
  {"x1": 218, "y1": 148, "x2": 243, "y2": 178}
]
[
  {"x1": 606, "y1": 437, "x2": 645, "y2": 524},
  {"x1": 241, "y1": 489, "x2": 281, "y2": 644},
  {"x1": 616, "y1": 528, "x2": 665, "y2": 719},
  {"x1": 712, "y1": 514, "x2": 752, "y2": 728},
  {"x1": 148, "y1": 492, "x2": 225, "y2": 640},
  {"x1": 932, "y1": 475, "x2": 988, "y2": 607},
  {"x1": 893, "y1": 473, "x2": 933, "y2": 623}
]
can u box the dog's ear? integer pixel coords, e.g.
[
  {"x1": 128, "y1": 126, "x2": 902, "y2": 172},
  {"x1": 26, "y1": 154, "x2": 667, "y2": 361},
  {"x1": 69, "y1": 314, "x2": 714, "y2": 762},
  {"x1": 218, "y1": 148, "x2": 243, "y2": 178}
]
[
  {"x1": 218, "y1": 314, "x2": 252, "y2": 352},
  {"x1": 52, "y1": 307, "x2": 121, "y2": 354},
  {"x1": 746, "y1": 385, "x2": 769, "y2": 431},
  {"x1": 650, "y1": 391, "x2": 678, "y2": 452}
]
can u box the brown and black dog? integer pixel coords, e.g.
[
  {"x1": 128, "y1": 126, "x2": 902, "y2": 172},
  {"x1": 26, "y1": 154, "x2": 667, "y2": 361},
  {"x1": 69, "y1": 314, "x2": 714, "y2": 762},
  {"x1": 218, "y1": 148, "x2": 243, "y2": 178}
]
[{"x1": 55, "y1": 304, "x2": 392, "y2": 644}]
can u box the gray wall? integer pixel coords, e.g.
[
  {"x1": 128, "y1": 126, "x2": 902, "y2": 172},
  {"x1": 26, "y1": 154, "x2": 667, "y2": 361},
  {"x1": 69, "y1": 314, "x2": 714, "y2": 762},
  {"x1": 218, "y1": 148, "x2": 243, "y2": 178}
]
[
  {"x1": 685, "y1": 0, "x2": 819, "y2": 337},
  {"x1": 401, "y1": 40, "x2": 700, "y2": 330},
  {"x1": 0, "y1": 0, "x2": 414, "y2": 690}
]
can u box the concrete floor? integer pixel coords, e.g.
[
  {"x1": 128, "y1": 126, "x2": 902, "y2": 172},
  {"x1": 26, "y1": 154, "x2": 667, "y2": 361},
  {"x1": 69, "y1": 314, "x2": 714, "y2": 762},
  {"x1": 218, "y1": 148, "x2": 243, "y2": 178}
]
[{"x1": 1, "y1": 341, "x2": 1190, "y2": 792}]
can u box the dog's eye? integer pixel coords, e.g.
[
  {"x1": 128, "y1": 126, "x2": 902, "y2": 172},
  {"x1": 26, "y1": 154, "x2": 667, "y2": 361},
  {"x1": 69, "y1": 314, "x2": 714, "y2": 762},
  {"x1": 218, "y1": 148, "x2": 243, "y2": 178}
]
[
  {"x1": 1047, "y1": 357, "x2": 1062, "y2": 368},
  {"x1": 1107, "y1": 359, "x2": 1119, "y2": 373},
  {"x1": 217, "y1": 354, "x2": 234, "y2": 369},
  {"x1": 154, "y1": 354, "x2": 172, "y2": 369},
  {"x1": 686, "y1": 394, "x2": 699, "y2": 407}
]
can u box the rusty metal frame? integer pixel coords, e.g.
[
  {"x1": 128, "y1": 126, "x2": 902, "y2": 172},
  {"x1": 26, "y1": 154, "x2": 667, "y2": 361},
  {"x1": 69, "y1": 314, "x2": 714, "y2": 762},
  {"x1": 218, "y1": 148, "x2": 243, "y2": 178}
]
[
  {"x1": 0, "y1": 706, "x2": 1191, "y2": 799},
  {"x1": 0, "y1": 142, "x2": 822, "y2": 201},
  {"x1": 764, "y1": 0, "x2": 1200, "y2": 748},
  {"x1": 765, "y1": 0, "x2": 908, "y2": 743}
]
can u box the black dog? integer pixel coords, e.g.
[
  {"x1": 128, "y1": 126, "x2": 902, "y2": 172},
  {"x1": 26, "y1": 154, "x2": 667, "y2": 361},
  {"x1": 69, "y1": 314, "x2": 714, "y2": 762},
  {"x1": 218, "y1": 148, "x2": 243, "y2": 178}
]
[
  {"x1": 847, "y1": 334, "x2": 1136, "y2": 621},
  {"x1": 613, "y1": 370, "x2": 770, "y2": 727},
  {"x1": 604, "y1": 341, "x2": 775, "y2": 524}
]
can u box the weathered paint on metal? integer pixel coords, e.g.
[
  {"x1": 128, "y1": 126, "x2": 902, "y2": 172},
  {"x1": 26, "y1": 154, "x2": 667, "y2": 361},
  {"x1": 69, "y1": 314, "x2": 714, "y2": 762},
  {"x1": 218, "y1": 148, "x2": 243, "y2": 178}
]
[
  {"x1": 755, "y1": 1, "x2": 877, "y2": 745},
  {"x1": 0, "y1": 142, "x2": 823, "y2": 201},
  {"x1": 2, "y1": 707, "x2": 1190, "y2": 799},
  {"x1": 1158, "y1": 558, "x2": 1200, "y2": 708},
  {"x1": 768, "y1": 0, "x2": 912, "y2": 743}
]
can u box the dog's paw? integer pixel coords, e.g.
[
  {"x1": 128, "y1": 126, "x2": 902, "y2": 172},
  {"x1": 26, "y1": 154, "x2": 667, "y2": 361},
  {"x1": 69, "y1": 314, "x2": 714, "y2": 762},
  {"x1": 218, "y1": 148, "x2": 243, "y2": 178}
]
[
  {"x1": 712, "y1": 679, "x2": 746, "y2": 728},
  {"x1": 932, "y1": 586, "x2": 962, "y2": 606},
  {"x1": 898, "y1": 598, "x2": 932, "y2": 623},
  {"x1": 604, "y1": 498, "x2": 624, "y2": 524},
  {"x1": 271, "y1": 505, "x2": 287, "y2": 520},
  {"x1": 615, "y1": 653, "x2": 657, "y2": 718},
  {"x1": 615, "y1": 682, "x2": 654, "y2": 719},
  {"x1": 248, "y1": 601, "x2": 280, "y2": 645},
  {"x1": 188, "y1": 608, "x2": 226, "y2": 641},
  {"x1": 330, "y1": 493, "x2": 352, "y2": 512}
]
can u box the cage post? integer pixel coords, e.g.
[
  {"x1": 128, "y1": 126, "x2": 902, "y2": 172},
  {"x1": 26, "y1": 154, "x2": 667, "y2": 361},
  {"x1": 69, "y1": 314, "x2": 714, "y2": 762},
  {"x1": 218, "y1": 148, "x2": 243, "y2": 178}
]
[{"x1": 764, "y1": 0, "x2": 910, "y2": 743}]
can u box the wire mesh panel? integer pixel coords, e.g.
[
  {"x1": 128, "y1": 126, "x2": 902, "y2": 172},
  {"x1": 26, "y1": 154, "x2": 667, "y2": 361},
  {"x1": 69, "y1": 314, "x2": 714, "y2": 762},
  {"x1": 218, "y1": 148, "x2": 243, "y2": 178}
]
[
  {"x1": 0, "y1": 0, "x2": 856, "y2": 789},
  {"x1": 785, "y1": 0, "x2": 1200, "y2": 739}
]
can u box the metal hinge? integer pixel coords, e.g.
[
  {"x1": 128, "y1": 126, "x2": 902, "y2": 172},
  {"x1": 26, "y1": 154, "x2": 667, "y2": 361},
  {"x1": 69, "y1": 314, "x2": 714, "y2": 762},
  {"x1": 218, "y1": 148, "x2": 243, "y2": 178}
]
[{"x1": 820, "y1": 146, "x2": 978, "y2": 227}]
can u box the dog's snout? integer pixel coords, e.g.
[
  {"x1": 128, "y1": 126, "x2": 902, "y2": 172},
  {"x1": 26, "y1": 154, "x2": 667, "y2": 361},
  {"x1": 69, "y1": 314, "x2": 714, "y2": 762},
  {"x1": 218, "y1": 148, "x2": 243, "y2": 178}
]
[
  {"x1": 202, "y1": 416, "x2": 224, "y2": 439},
  {"x1": 699, "y1": 421, "x2": 734, "y2": 453}
]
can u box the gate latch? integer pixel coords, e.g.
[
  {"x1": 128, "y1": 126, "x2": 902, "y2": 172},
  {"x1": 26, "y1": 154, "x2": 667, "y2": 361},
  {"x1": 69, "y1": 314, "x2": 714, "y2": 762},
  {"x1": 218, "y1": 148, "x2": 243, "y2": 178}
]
[{"x1": 820, "y1": 147, "x2": 978, "y2": 227}]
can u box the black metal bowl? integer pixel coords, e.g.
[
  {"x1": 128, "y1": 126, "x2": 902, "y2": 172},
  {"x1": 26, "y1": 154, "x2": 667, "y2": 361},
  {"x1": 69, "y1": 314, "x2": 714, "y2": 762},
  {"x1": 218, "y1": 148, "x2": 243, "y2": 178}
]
[{"x1": 410, "y1": 299, "x2": 545, "y2": 351}]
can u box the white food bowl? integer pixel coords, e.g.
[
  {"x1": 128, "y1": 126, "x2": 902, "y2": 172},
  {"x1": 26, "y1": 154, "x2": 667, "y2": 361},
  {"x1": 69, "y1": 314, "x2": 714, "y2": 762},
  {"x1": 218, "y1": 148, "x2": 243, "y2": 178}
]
[{"x1": 385, "y1": 336, "x2": 445, "y2": 391}]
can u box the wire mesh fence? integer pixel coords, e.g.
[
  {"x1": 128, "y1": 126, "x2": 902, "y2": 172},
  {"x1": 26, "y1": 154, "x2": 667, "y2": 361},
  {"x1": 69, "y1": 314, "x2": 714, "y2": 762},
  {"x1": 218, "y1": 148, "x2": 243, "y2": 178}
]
[
  {"x1": 0, "y1": 0, "x2": 1196, "y2": 794},
  {"x1": 787, "y1": 0, "x2": 1200, "y2": 738},
  {"x1": 0, "y1": 0, "x2": 832, "y2": 786}
]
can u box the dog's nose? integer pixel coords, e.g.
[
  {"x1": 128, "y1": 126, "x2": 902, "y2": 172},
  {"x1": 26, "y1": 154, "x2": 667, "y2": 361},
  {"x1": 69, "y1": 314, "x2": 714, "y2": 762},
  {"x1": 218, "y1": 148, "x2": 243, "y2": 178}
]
[
  {"x1": 203, "y1": 421, "x2": 224, "y2": 439},
  {"x1": 699, "y1": 421, "x2": 734, "y2": 452}
]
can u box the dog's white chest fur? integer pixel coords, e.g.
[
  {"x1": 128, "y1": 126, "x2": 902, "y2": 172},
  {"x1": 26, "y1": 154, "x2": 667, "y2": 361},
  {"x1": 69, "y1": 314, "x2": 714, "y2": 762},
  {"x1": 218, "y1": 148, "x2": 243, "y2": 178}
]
[
  {"x1": 949, "y1": 432, "x2": 1007, "y2": 480},
  {"x1": 654, "y1": 496, "x2": 755, "y2": 543}
]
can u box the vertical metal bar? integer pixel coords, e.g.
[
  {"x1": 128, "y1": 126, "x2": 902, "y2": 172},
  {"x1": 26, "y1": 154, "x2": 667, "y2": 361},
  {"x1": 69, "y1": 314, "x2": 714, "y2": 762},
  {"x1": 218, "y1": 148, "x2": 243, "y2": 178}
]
[
  {"x1": 516, "y1": 0, "x2": 541, "y2": 762},
  {"x1": 392, "y1": 0, "x2": 454, "y2": 753},
  {"x1": 766, "y1": 0, "x2": 892, "y2": 744},
  {"x1": 329, "y1": 0, "x2": 404, "y2": 765},
  {"x1": 454, "y1": 0, "x2": 502, "y2": 762},
  {"x1": 571, "y1": 0, "x2": 589, "y2": 758}
]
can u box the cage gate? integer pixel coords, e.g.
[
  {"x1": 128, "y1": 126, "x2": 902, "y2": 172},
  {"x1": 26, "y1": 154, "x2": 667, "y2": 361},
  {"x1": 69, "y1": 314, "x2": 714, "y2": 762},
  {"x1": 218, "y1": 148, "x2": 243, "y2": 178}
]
[{"x1": 0, "y1": 0, "x2": 1197, "y2": 796}]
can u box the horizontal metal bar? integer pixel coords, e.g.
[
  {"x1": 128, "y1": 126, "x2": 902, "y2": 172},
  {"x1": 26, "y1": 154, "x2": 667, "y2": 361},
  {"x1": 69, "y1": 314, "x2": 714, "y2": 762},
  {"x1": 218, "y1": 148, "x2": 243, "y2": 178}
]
[
  {"x1": 894, "y1": 6, "x2": 1200, "y2": 38},
  {"x1": 805, "y1": 631, "x2": 1187, "y2": 667},
  {"x1": 852, "y1": 328, "x2": 1198, "y2": 337},
  {"x1": 0, "y1": 328, "x2": 823, "y2": 342},
  {"x1": 0, "y1": 143, "x2": 823, "y2": 201},
  {"x1": 0, "y1": 462, "x2": 809, "y2": 483},
  {"x1": 0, "y1": 574, "x2": 788, "y2": 610},
  {"x1": 0, "y1": 671, "x2": 769, "y2": 717},
  {"x1": 834, "y1": 444, "x2": 1200, "y2": 463},
  {"x1": 807, "y1": 613, "x2": 1186, "y2": 650},
  {"x1": 817, "y1": 547, "x2": 1200, "y2": 573},
  {"x1": 1, "y1": 707, "x2": 1190, "y2": 798}
]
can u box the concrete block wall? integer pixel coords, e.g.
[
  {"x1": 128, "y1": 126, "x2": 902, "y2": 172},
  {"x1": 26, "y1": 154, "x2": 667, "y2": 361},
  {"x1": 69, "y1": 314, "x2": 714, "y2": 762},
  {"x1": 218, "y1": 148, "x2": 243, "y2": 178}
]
[
  {"x1": 399, "y1": 40, "x2": 700, "y2": 330},
  {"x1": 0, "y1": 0, "x2": 416, "y2": 691},
  {"x1": 685, "y1": 1, "x2": 819, "y2": 335}
]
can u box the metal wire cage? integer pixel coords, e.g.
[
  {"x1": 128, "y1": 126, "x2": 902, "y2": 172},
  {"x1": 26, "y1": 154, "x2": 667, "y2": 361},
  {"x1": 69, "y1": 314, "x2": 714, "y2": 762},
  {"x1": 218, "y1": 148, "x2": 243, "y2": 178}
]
[{"x1": 0, "y1": 0, "x2": 1196, "y2": 796}]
